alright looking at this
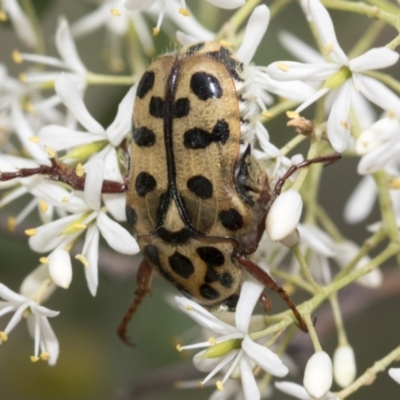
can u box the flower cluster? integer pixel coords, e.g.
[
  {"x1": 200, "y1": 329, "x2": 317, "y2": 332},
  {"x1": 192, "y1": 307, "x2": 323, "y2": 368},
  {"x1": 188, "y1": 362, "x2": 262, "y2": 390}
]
[{"x1": 1, "y1": 0, "x2": 400, "y2": 399}]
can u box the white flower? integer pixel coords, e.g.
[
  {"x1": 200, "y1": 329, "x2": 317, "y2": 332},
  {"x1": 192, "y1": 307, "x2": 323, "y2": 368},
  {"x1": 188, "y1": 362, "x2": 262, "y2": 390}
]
[
  {"x1": 2, "y1": 0, "x2": 37, "y2": 48},
  {"x1": 267, "y1": 0, "x2": 400, "y2": 152},
  {"x1": 303, "y1": 351, "x2": 333, "y2": 399},
  {"x1": 176, "y1": 277, "x2": 288, "y2": 400},
  {"x1": 0, "y1": 283, "x2": 59, "y2": 365},
  {"x1": 333, "y1": 345, "x2": 356, "y2": 387},
  {"x1": 389, "y1": 368, "x2": 400, "y2": 385},
  {"x1": 275, "y1": 381, "x2": 339, "y2": 400},
  {"x1": 266, "y1": 190, "x2": 303, "y2": 242}
]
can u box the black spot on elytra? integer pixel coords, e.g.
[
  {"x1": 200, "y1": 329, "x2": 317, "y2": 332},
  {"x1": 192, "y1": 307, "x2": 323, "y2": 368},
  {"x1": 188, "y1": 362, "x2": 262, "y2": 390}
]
[
  {"x1": 187, "y1": 175, "x2": 213, "y2": 199},
  {"x1": 149, "y1": 96, "x2": 165, "y2": 118},
  {"x1": 205, "y1": 266, "x2": 219, "y2": 283},
  {"x1": 125, "y1": 205, "x2": 137, "y2": 227},
  {"x1": 224, "y1": 294, "x2": 239, "y2": 310},
  {"x1": 212, "y1": 120, "x2": 229, "y2": 144},
  {"x1": 156, "y1": 192, "x2": 170, "y2": 225},
  {"x1": 143, "y1": 245, "x2": 161, "y2": 268},
  {"x1": 197, "y1": 247, "x2": 224, "y2": 268},
  {"x1": 207, "y1": 47, "x2": 244, "y2": 81},
  {"x1": 132, "y1": 126, "x2": 156, "y2": 147},
  {"x1": 219, "y1": 208, "x2": 244, "y2": 231},
  {"x1": 199, "y1": 284, "x2": 220, "y2": 300},
  {"x1": 135, "y1": 172, "x2": 156, "y2": 197},
  {"x1": 183, "y1": 120, "x2": 230, "y2": 149},
  {"x1": 137, "y1": 71, "x2": 155, "y2": 98},
  {"x1": 157, "y1": 227, "x2": 191, "y2": 244},
  {"x1": 169, "y1": 252, "x2": 194, "y2": 279},
  {"x1": 186, "y1": 42, "x2": 205, "y2": 56},
  {"x1": 173, "y1": 98, "x2": 190, "y2": 118},
  {"x1": 220, "y1": 273, "x2": 234, "y2": 288},
  {"x1": 190, "y1": 72, "x2": 222, "y2": 101}
]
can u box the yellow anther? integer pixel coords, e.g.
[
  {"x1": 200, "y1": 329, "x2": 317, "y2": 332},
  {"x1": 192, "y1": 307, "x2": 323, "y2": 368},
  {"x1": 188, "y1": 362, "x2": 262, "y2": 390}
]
[
  {"x1": 12, "y1": 50, "x2": 22, "y2": 64},
  {"x1": 153, "y1": 27, "x2": 160, "y2": 36},
  {"x1": 26, "y1": 102, "x2": 36, "y2": 114},
  {"x1": 179, "y1": 7, "x2": 190, "y2": 16},
  {"x1": 219, "y1": 40, "x2": 232, "y2": 47},
  {"x1": 75, "y1": 163, "x2": 84, "y2": 177},
  {"x1": 277, "y1": 62, "x2": 289, "y2": 72},
  {"x1": 0, "y1": 331, "x2": 8, "y2": 341},
  {"x1": 73, "y1": 223, "x2": 87, "y2": 230},
  {"x1": 19, "y1": 73, "x2": 27, "y2": 82},
  {"x1": 176, "y1": 344, "x2": 182, "y2": 352},
  {"x1": 110, "y1": 8, "x2": 121, "y2": 16},
  {"x1": 198, "y1": 381, "x2": 204, "y2": 389},
  {"x1": 39, "y1": 199, "x2": 48, "y2": 213},
  {"x1": 30, "y1": 355, "x2": 40, "y2": 362},
  {"x1": 208, "y1": 337, "x2": 216, "y2": 345},
  {"x1": 262, "y1": 110, "x2": 272, "y2": 119},
  {"x1": 40, "y1": 257, "x2": 49, "y2": 264},
  {"x1": 7, "y1": 217, "x2": 16, "y2": 232},
  {"x1": 28, "y1": 136, "x2": 40, "y2": 143},
  {"x1": 25, "y1": 228, "x2": 37, "y2": 236},
  {"x1": 186, "y1": 304, "x2": 193, "y2": 311},
  {"x1": 45, "y1": 146, "x2": 56, "y2": 158},
  {"x1": 216, "y1": 381, "x2": 224, "y2": 391},
  {"x1": 286, "y1": 110, "x2": 300, "y2": 119},
  {"x1": 391, "y1": 178, "x2": 400, "y2": 189},
  {"x1": 282, "y1": 282, "x2": 295, "y2": 296},
  {"x1": 0, "y1": 11, "x2": 8, "y2": 21},
  {"x1": 323, "y1": 42, "x2": 334, "y2": 56},
  {"x1": 62, "y1": 197, "x2": 69, "y2": 202},
  {"x1": 40, "y1": 352, "x2": 50, "y2": 361},
  {"x1": 75, "y1": 254, "x2": 89, "y2": 268},
  {"x1": 340, "y1": 120, "x2": 349, "y2": 130}
]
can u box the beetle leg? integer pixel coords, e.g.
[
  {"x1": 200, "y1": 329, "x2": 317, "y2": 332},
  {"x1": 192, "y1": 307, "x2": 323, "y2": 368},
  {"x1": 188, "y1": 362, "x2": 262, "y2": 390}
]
[
  {"x1": 270, "y1": 152, "x2": 341, "y2": 204},
  {"x1": 0, "y1": 158, "x2": 127, "y2": 193},
  {"x1": 259, "y1": 291, "x2": 272, "y2": 313},
  {"x1": 117, "y1": 258, "x2": 153, "y2": 346},
  {"x1": 235, "y1": 253, "x2": 308, "y2": 332}
]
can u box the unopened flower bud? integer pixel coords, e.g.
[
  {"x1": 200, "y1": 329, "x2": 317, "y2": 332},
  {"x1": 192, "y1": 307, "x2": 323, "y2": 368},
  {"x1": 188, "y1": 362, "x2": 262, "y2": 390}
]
[
  {"x1": 304, "y1": 351, "x2": 333, "y2": 399},
  {"x1": 266, "y1": 190, "x2": 302, "y2": 242},
  {"x1": 333, "y1": 345, "x2": 356, "y2": 387},
  {"x1": 389, "y1": 368, "x2": 400, "y2": 384},
  {"x1": 49, "y1": 248, "x2": 72, "y2": 289}
]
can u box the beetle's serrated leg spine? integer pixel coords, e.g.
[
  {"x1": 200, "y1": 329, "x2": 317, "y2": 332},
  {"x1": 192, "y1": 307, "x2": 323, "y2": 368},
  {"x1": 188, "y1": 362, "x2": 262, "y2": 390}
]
[
  {"x1": 0, "y1": 158, "x2": 127, "y2": 193},
  {"x1": 117, "y1": 259, "x2": 153, "y2": 346},
  {"x1": 235, "y1": 253, "x2": 308, "y2": 332}
]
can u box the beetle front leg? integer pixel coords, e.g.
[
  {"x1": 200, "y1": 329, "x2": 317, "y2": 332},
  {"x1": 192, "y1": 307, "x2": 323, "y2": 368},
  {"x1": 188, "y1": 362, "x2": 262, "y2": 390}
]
[
  {"x1": 235, "y1": 253, "x2": 308, "y2": 332},
  {"x1": 0, "y1": 158, "x2": 127, "y2": 193},
  {"x1": 117, "y1": 258, "x2": 153, "y2": 346}
]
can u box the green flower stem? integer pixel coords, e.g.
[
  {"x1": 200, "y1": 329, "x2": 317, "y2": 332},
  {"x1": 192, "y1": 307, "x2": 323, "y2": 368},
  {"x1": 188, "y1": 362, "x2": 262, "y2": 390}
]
[
  {"x1": 304, "y1": 312, "x2": 323, "y2": 352},
  {"x1": 279, "y1": 134, "x2": 306, "y2": 157},
  {"x1": 292, "y1": 244, "x2": 322, "y2": 294},
  {"x1": 329, "y1": 293, "x2": 348, "y2": 346},
  {"x1": 335, "y1": 228, "x2": 386, "y2": 281},
  {"x1": 374, "y1": 170, "x2": 399, "y2": 239},
  {"x1": 259, "y1": 100, "x2": 299, "y2": 123},
  {"x1": 365, "y1": 0, "x2": 400, "y2": 15},
  {"x1": 348, "y1": 20, "x2": 386, "y2": 58},
  {"x1": 269, "y1": 0, "x2": 292, "y2": 18},
  {"x1": 316, "y1": 205, "x2": 346, "y2": 242},
  {"x1": 364, "y1": 70, "x2": 400, "y2": 94},
  {"x1": 20, "y1": 0, "x2": 45, "y2": 55},
  {"x1": 335, "y1": 345, "x2": 400, "y2": 399},
  {"x1": 270, "y1": 268, "x2": 314, "y2": 293},
  {"x1": 321, "y1": 0, "x2": 399, "y2": 30},
  {"x1": 303, "y1": 162, "x2": 323, "y2": 225},
  {"x1": 86, "y1": 72, "x2": 135, "y2": 86},
  {"x1": 386, "y1": 34, "x2": 400, "y2": 50},
  {"x1": 251, "y1": 242, "x2": 399, "y2": 341}
]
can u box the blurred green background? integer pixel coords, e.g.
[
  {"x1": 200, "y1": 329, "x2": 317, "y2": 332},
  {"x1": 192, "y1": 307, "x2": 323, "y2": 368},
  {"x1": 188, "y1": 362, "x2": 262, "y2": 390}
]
[{"x1": 1, "y1": 0, "x2": 400, "y2": 399}]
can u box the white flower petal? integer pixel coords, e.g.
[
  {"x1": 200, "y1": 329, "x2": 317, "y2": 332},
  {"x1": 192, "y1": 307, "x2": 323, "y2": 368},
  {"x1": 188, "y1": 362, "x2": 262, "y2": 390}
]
[
  {"x1": 279, "y1": 31, "x2": 324, "y2": 63},
  {"x1": 55, "y1": 74, "x2": 105, "y2": 134},
  {"x1": 235, "y1": 278, "x2": 264, "y2": 334},
  {"x1": 275, "y1": 381, "x2": 311, "y2": 399},
  {"x1": 97, "y1": 212, "x2": 140, "y2": 254},
  {"x1": 268, "y1": 62, "x2": 339, "y2": 81},
  {"x1": 298, "y1": 225, "x2": 335, "y2": 257},
  {"x1": 176, "y1": 31, "x2": 199, "y2": 45},
  {"x1": 106, "y1": 84, "x2": 137, "y2": 146},
  {"x1": 327, "y1": 81, "x2": 352, "y2": 152},
  {"x1": 55, "y1": 17, "x2": 86, "y2": 73},
  {"x1": 175, "y1": 296, "x2": 238, "y2": 335},
  {"x1": 82, "y1": 224, "x2": 100, "y2": 296},
  {"x1": 124, "y1": 0, "x2": 157, "y2": 10},
  {"x1": 351, "y1": 90, "x2": 376, "y2": 130},
  {"x1": 84, "y1": 158, "x2": 104, "y2": 211},
  {"x1": 344, "y1": 176, "x2": 376, "y2": 224},
  {"x1": 71, "y1": 3, "x2": 109, "y2": 37},
  {"x1": 20, "y1": 264, "x2": 56, "y2": 303},
  {"x1": 296, "y1": 87, "x2": 330, "y2": 113},
  {"x1": 349, "y1": 48, "x2": 399, "y2": 72},
  {"x1": 38, "y1": 315, "x2": 59, "y2": 365},
  {"x1": 240, "y1": 355, "x2": 260, "y2": 400},
  {"x1": 242, "y1": 335, "x2": 289, "y2": 377},
  {"x1": 355, "y1": 74, "x2": 400, "y2": 112},
  {"x1": 358, "y1": 140, "x2": 400, "y2": 174},
  {"x1": 309, "y1": 0, "x2": 348, "y2": 65},
  {"x1": 206, "y1": 0, "x2": 244, "y2": 9},
  {"x1": 236, "y1": 5, "x2": 269, "y2": 64},
  {"x1": 0, "y1": 283, "x2": 27, "y2": 303},
  {"x1": 333, "y1": 345, "x2": 356, "y2": 387},
  {"x1": 48, "y1": 248, "x2": 73, "y2": 289},
  {"x1": 266, "y1": 190, "x2": 303, "y2": 242},
  {"x1": 389, "y1": 368, "x2": 400, "y2": 385},
  {"x1": 304, "y1": 351, "x2": 333, "y2": 399}
]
